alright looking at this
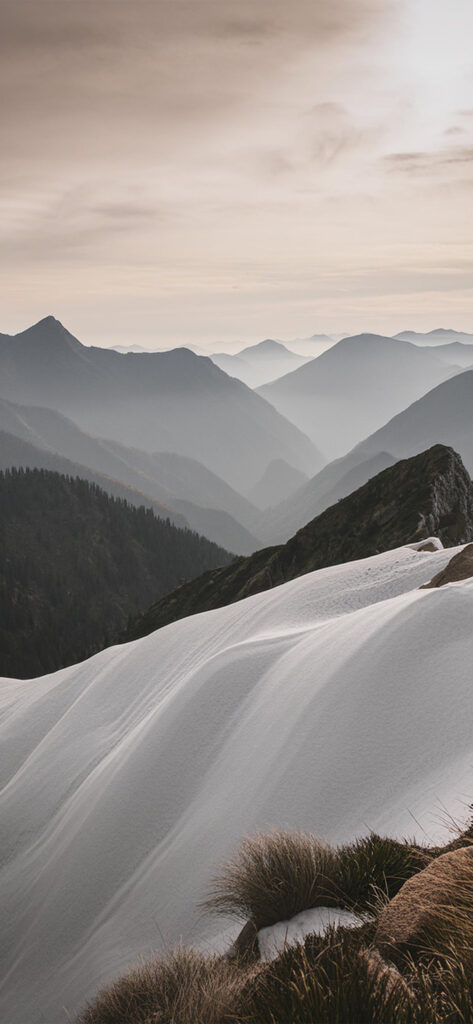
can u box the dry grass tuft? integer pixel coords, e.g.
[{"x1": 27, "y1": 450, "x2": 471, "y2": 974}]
[
  {"x1": 334, "y1": 833, "x2": 431, "y2": 913},
  {"x1": 76, "y1": 944, "x2": 257, "y2": 1024},
  {"x1": 205, "y1": 829, "x2": 430, "y2": 929},
  {"x1": 247, "y1": 924, "x2": 424, "y2": 1024},
  {"x1": 204, "y1": 830, "x2": 339, "y2": 929},
  {"x1": 77, "y1": 817, "x2": 473, "y2": 1024}
]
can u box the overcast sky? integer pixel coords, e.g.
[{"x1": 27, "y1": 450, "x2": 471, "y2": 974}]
[{"x1": 1, "y1": 0, "x2": 473, "y2": 350}]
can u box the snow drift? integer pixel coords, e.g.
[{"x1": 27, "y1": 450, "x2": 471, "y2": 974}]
[{"x1": 2, "y1": 543, "x2": 473, "y2": 1022}]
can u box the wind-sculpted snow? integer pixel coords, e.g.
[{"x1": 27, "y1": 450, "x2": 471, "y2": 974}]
[{"x1": 2, "y1": 544, "x2": 473, "y2": 1021}]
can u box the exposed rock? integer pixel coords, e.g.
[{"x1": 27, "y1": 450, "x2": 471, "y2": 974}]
[
  {"x1": 122, "y1": 445, "x2": 473, "y2": 641},
  {"x1": 421, "y1": 543, "x2": 473, "y2": 588},
  {"x1": 225, "y1": 919, "x2": 259, "y2": 962},
  {"x1": 375, "y1": 846, "x2": 473, "y2": 963}
]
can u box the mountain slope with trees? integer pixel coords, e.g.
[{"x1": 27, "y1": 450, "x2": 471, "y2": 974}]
[
  {"x1": 0, "y1": 430, "x2": 189, "y2": 528},
  {"x1": 0, "y1": 398, "x2": 263, "y2": 552},
  {"x1": 0, "y1": 427, "x2": 261, "y2": 555},
  {"x1": 0, "y1": 468, "x2": 232, "y2": 678}
]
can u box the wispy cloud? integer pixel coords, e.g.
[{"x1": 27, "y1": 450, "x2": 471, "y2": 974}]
[
  {"x1": 384, "y1": 147, "x2": 473, "y2": 174},
  {"x1": 1, "y1": 0, "x2": 472, "y2": 345}
]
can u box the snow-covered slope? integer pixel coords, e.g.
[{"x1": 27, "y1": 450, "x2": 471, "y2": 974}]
[{"x1": 2, "y1": 544, "x2": 473, "y2": 1022}]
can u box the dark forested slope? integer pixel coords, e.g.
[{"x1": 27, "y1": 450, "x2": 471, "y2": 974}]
[{"x1": 0, "y1": 468, "x2": 232, "y2": 678}]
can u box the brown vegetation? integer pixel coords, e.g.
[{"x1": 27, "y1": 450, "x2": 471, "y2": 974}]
[
  {"x1": 76, "y1": 945, "x2": 257, "y2": 1024},
  {"x1": 77, "y1": 819, "x2": 473, "y2": 1024}
]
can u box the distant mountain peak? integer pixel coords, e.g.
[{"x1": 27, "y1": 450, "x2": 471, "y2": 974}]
[
  {"x1": 28, "y1": 316, "x2": 72, "y2": 338},
  {"x1": 239, "y1": 338, "x2": 287, "y2": 356},
  {"x1": 339, "y1": 332, "x2": 392, "y2": 345},
  {"x1": 36, "y1": 314, "x2": 61, "y2": 328},
  {"x1": 395, "y1": 328, "x2": 456, "y2": 338},
  {"x1": 427, "y1": 328, "x2": 457, "y2": 336},
  {"x1": 395, "y1": 328, "x2": 473, "y2": 344},
  {"x1": 16, "y1": 316, "x2": 83, "y2": 350}
]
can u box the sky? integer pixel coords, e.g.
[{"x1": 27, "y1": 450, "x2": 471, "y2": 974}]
[{"x1": 1, "y1": 0, "x2": 473, "y2": 351}]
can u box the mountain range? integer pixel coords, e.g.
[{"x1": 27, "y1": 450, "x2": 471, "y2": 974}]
[
  {"x1": 262, "y1": 449, "x2": 398, "y2": 543},
  {"x1": 123, "y1": 444, "x2": 473, "y2": 639},
  {"x1": 423, "y1": 342, "x2": 473, "y2": 368},
  {"x1": 0, "y1": 397, "x2": 262, "y2": 554},
  {"x1": 347, "y1": 366, "x2": 473, "y2": 478},
  {"x1": 395, "y1": 328, "x2": 473, "y2": 346},
  {"x1": 3, "y1": 312, "x2": 473, "y2": 1023},
  {"x1": 245, "y1": 458, "x2": 309, "y2": 509},
  {"x1": 259, "y1": 360, "x2": 473, "y2": 543},
  {"x1": 258, "y1": 333, "x2": 458, "y2": 459},
  {"x1": 0, "y1": 317, "x2": 321, "y2": 491},
  {"x1": 210, "y1": 338, "x2": 310, "y2": 388},
  {"x1": 0, "y1": 428, "x2": 188, "y2": 526}
]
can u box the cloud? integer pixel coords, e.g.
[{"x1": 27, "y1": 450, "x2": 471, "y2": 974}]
[
  {"x1": 383, "y1": 147, "x2": 473, "y2": 175},
  {"x1": 1, "y1": 0, "x2": 472, "y2": 344}
]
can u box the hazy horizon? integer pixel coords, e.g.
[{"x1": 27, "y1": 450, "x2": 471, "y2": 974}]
[
  {"x1": 3, "y1": 313, "x2": 473, "y2": 355},
  {"x1": 1, "y1": 0, "x2": 472, "y2": 349}
]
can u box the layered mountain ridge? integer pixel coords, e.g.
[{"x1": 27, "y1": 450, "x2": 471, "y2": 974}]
[
  {"x1": 0, "y1": 317, "x2": 321, "y2": 491},
  {"x1": 123, "y1": 444, "x2": 473, "y2": 639},
  {"x1": 210, "y1": 338, "x2": 310, "y2": 388},
  {"x1": 0, "y1": 397, "x2": 262, "y2": 553},
  {"x1": 258, "y1": 333, "x2": 459, "y2": 459}
]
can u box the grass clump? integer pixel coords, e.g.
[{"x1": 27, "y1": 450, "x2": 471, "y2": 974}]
[
  {"x1": 334, "y1": 833, "x2": 431, "y2": 912},
  {"x1": 204, "y1": 830, "x2": 339, "y2": 929},
  {"x1": 247, "y1": 926, "x2": 473, "y2": 1024},
  {"x1": 77, "y1": 926, "x2": 473, "y2": 1024},
  {"x1": 78, "y1": 818, "x2": 473, "y2": 1024},
  {"x1": 247, "y1": 924, "x2": 426, "y2": 1024},
  {"x1": 76, "y1": 945, "x2": 256, "y2": 1024},
  {"x1": 205, "y1": 829, "x2": 430, "y2": 930}
]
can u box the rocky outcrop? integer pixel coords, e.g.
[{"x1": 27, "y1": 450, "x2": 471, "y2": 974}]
[
  {"x1": 225, "y1": 920, "x2": 260, "y2": 962},
  {"x1": 375, "y1": 846, "x2": 473, "y2": 963},
  {"x1": 122, "y1": 445, "x2": 473, "y2": 641},
  {"x1": 421, "y1": 543, "x2": 473, "y2": 588}
]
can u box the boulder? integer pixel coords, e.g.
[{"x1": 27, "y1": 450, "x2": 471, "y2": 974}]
[
  {"x1": 375, "y1": 846, "x2": 473, "y2": 962},
  {"x1": 421, "y1": 543, "x2": 473, "y2": 588},
  {"x1": 225, "y1": 919, "x2": 260, "y2": 962}
]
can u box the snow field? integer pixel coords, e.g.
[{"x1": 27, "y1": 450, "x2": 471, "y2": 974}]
[{"x1": 1, "y1": 541, "x2": 473, "y2": 1021}]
